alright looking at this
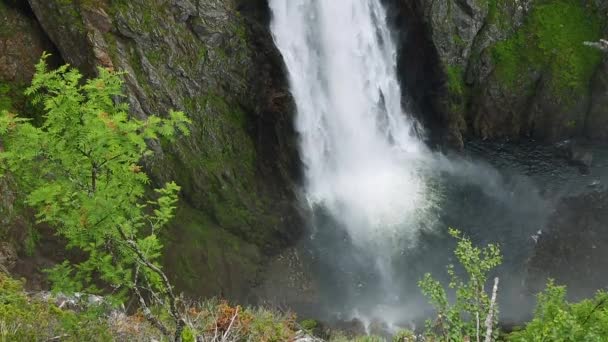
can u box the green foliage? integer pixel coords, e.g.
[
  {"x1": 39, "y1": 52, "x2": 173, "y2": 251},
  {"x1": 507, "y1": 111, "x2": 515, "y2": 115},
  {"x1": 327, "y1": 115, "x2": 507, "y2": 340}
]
[
  {"x1": 393, "y1": 329, "x2": 416, "y2": 342},
  {"x1": 0, "y1": 83, "x2": 12, "y2": 112},
  {"x1": 0, "y1": 273, "x2": 114, "y2": 341},
  {"x1": 446, "y1": 65, "x2": 465, "y2": 97},
  {"x1": 246, "y1": 308, "x2": 296, "y2": 342},
  {"x1": 445, "y1": 65, "x2": 467, "y2": 115},
  {"x1": 509, "y1": 281, "x2": 608, "y2": 342},
  {"x1": 181, "y1": 326, "x2": 196, "y2": 342},
  {"x1": 301, "y1": 318, "x2": 319, "y2": 332},
  {"x1": 1, "y1": 273, "x2": 301, "y2": 341},
  {"x1": 0, "y1": 53, "x2": 191, "y2": 299},
  {"x1": 419, "y1": 228, "x2": 502, "y2": 341},
  {"x1": 492, "y1": 0, "x2": 602, "y2": 95},
  {"x1": 0, "y1": 81, "x2": 36, "y2": 119}
]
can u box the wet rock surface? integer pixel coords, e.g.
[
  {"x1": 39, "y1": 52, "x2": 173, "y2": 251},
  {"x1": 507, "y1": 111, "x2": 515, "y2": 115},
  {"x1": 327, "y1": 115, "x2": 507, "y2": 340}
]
[
  {"x1": 395, "y1": 0, "x2": 608, "y2": 147},
  {"x1": 556, "y1": 139, "x2": 594, "y2": 174},
  {"x1": 527, "y1": 190, "x2": 608, "y2": 301}
]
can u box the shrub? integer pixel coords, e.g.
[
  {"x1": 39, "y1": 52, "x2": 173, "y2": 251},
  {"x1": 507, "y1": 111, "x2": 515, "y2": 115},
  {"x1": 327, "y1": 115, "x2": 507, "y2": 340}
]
[
  {"x1": 509, "y1": 281, "x2": 608, "y2": 342},
  {"x1": 419, "y1": 228, "x2": 502, "y2": 341},
  {"x1": 0, "y1": 273, "x2": 114, "y2": 341}
]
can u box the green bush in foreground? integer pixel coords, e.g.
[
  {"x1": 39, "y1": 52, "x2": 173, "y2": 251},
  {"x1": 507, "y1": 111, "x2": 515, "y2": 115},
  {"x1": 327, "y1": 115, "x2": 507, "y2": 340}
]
[
  {"x1": 0, "y1": 54, "x2": 191, "y2": 340},
  {"x1": 0, "y1": 273, "x2": 114, "y2": 341},
  {"x1": 0, "y1": 274, "x2": 297, "y2": 342},
  {"x1": 418, "y1": 229, "x2": 608, "y2": 342},
  {"x1": 509, "y1": 282, "x2": 608, "y2": 342},
  {"x1": 419, "y1": 228, "x2": 502, "y2": 341}
]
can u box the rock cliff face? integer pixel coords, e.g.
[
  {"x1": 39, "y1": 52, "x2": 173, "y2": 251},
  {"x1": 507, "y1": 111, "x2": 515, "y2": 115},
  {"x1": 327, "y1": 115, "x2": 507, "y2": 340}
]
[
  {"x1": 0, "y1": 1, "x2": 59, "y2": 112},
  {"x1": 2, "y1": 0, "x2": 302, "y2": 301},
  {"x1": 396, "y1": 0, "x2": 608, "y2": 148},
  {"x1": 0, "y1": 1, "x2": 62, "y2": 280}
]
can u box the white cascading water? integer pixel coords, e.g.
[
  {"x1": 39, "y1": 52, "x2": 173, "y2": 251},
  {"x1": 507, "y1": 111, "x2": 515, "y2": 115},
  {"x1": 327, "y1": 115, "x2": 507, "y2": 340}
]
[{"x1": 270, "y1": 0, "x2": 435, "y2": 322}]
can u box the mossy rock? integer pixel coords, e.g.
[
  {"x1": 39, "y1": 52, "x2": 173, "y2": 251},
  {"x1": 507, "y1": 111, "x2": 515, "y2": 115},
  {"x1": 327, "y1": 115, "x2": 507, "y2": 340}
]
[
  {"x1": 163, "y1": 203, "x2": 263, "y2": 300},
  {"x1": 491, "y1": 0, "x2": 603, "y2": 96},
  {"x1": 463, "y1": 0, "x2": 607, "y2": 141}
]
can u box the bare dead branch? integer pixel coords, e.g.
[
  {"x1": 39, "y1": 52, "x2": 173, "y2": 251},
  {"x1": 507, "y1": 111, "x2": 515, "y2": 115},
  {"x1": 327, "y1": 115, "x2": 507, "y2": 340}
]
[
  {"x1": 584, "y1": 39, "x2": 608, "y2": 52},
  {"x1": 221, "y1": 307, "x2": 239, "y2": 342}
]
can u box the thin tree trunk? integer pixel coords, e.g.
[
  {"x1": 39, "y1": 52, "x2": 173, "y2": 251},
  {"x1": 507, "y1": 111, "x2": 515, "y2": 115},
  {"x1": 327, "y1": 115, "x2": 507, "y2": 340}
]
[{"x1": 484, "y1": 277, "x2": 499, "y2": 342}]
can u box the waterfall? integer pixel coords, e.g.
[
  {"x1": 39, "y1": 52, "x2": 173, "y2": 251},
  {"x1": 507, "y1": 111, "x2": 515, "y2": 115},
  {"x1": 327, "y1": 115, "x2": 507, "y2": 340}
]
[{"x1": 270, "y1": 0, "x2": 435, "y2": 322}]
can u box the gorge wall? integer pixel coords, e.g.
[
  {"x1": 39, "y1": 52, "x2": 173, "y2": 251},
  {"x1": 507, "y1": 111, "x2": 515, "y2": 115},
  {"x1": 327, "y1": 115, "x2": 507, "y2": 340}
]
[
  {"x1": 1, "y1": 0, "x2": 607, "y2": 303},
  {"x1": 1, "y1": 0, "x2": 303, "y2": 301},
  {"x1": 392, "y1": 0, "x2": 608, "y2": 148}
]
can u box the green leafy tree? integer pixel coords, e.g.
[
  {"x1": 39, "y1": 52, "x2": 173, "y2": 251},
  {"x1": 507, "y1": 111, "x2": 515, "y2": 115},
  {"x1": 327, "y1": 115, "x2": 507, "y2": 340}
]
[
  {"x1": 0, "y1": 53, "x2": 191, "y2": 341},
  {"x1": 419, "y1": 228, "x2": 502, "y2": 341},
  {"x1": 509, "y1": 281, "x2": 608, "y2": 342}
]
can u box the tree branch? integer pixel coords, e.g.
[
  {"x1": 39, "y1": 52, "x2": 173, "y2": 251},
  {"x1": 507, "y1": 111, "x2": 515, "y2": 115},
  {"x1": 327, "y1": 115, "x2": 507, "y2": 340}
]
[
  {"x1": 476, "y1": 312, "x2": 480, "y2": 342},
  {"x1": 133, "y1": 265, "x2": 170, "y2": 336},
  {"x1": 116, "y1": 224, "x2": 185, "y2": 341},
  {"x1": 582, "y1": 297, "x2": 607, "y2": 326},
  {"x1": 97, "y1": 152, "x2": 126, "y2": 168}
]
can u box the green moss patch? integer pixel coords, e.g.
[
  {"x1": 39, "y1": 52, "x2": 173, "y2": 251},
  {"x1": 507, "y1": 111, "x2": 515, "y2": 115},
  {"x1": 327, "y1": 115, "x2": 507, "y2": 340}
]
[
  {"x1": 492, "y1": 0, "x2": 603, "y2": 95},
  {"x1": 447, "y1": 65, "x2": 465, "y2": 97},
  {"x1": 163, "y1": 204, "x2": 262, "y2": 298}
]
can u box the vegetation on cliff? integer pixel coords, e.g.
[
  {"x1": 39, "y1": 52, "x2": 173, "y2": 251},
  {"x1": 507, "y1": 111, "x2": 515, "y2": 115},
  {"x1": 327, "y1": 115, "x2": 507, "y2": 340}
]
[
  {"x1": 427, "y1": 0, "x2": 607, "y2": 143},
  {"x1": 492, "y1": 0, "x2": 603, "y2": 95}
]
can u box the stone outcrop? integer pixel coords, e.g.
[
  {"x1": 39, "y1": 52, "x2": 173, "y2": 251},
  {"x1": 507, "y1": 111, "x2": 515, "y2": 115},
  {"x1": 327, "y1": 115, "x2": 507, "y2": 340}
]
[
  {"x1": 0, "y1": 1, "x2": 62, "y2": 117},
  {"x1": 0, "y1": 242, "x2": 17, "y2": 274}
]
